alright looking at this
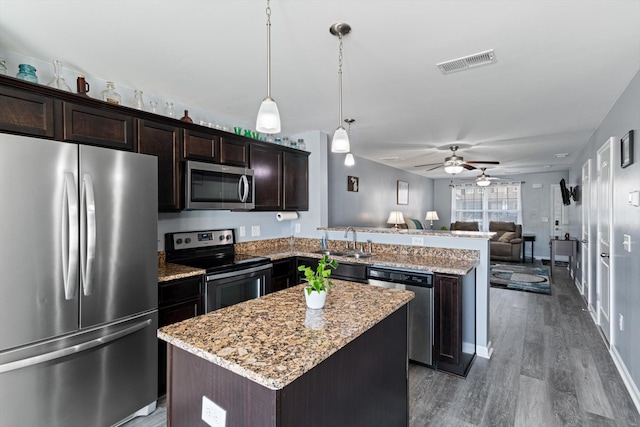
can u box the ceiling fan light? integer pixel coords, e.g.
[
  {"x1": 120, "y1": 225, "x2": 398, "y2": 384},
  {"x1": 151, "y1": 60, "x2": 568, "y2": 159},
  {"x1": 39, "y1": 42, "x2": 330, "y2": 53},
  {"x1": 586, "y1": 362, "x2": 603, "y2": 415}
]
[
  {"x1": 256, "y1": 97, "x2": 281, "y2": 133},
  {"x1": 331, "y1": 126, "x2": 350, "y2": 153},
  {"x1": 444, "y1": 164, "x2": 464, "y2": 174},
  {"x1": 344, "y1": 152, "x2": 355, "y2": 166},
  {"x1": 477, "y1": 178, "x2": 491, "y2": 187}
]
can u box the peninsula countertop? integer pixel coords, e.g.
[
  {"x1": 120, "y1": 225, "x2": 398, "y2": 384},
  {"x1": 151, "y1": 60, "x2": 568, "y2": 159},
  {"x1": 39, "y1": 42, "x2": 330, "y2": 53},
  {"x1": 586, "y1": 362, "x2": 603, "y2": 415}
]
[{"x1": 157, "y1": 280, "x2": 414, "y2": 390}]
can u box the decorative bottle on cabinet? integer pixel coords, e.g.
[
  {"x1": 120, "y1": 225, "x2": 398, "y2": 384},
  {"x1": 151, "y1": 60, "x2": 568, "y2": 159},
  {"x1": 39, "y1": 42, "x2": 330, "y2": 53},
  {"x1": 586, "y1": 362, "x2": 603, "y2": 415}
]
[
  {"x1": 102, "y1": 81, "x2": 121, "y2": 104},
  {"x1": 16, "y1": 64, "x2": 38, "y2": 83}
]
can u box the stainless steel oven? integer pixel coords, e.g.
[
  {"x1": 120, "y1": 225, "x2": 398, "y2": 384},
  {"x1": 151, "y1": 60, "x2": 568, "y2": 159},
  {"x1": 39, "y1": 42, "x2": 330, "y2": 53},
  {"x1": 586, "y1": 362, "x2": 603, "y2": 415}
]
[
  {"x1": 165, "y1": 229, "x2": 272, "y2": 313},
  {"x1": 204, "y1": 263, "x2": 272, "y2": 312},
  {"x1": 185, "y1": 161, "x2": 254, "y2": 210}
]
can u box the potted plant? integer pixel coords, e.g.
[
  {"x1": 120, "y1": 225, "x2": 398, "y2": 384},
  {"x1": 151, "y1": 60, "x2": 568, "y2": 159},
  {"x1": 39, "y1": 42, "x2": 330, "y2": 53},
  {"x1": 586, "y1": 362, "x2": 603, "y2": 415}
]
[{"x1": 298, "y1": 255, "x2": 338, "y2": 309}]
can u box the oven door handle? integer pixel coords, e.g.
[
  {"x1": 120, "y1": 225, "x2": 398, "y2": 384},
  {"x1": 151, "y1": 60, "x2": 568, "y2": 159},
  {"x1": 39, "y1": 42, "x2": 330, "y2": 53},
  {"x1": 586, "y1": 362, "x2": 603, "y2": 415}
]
[
  {"x1": 238, "y1": 174, "x2": 249, "y2": 203},
  {"x1": 206, "y1": 264, "x2": 271, "y2": 281}
]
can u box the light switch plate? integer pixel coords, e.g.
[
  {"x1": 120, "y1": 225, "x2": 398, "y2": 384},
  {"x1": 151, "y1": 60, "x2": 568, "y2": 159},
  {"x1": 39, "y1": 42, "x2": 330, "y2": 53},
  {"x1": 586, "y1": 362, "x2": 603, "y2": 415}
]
[
  {"x1": 412, "y1": 237, "x2": 424, "y2": 245},
  {"x1": 623, "y1": 234, "x2": 631, "y2": 252},
  {"x1": 251, "y1": 225, "x2": 260, "y2": 237},
  {"x1": 295, "y1": 223, "x2": 301, "y2": 233},
  {"x1": 541, "y1": 217, "x2": 549, "y2": 223}
]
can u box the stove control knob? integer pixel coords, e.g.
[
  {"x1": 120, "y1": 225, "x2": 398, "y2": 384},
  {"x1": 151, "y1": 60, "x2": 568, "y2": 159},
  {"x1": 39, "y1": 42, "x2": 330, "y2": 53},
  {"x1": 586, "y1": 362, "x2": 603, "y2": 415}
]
[
  {"x1": 176, "y1": 238, "x2": 183, "y2": 245},
  {"x1": 185, "y1": 238, "x2": 191, "y2": 244},
  {"x1": 219, "y1": 235, "x2": 225, "y2": 241},
  {"x1": 226, "y1": 235, "x2": 232, "y2": 240}
]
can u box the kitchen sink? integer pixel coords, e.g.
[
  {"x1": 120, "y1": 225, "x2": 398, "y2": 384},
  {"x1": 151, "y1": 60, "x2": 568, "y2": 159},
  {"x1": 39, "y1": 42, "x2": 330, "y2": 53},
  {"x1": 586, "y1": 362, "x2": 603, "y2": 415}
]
[
  {"x1": 343, "y1": 252, "x2": 374, "y2": 259},
  {"x1": 314, "y1": 250, "x2": 346, "y2": 256}
]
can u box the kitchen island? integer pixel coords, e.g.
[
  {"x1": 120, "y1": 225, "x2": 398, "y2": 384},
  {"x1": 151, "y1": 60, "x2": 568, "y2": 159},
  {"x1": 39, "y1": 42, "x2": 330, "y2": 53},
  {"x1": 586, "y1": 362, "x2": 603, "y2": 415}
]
[{"x1": 158, "y1": 280, "x2": 414, "y2": 427}]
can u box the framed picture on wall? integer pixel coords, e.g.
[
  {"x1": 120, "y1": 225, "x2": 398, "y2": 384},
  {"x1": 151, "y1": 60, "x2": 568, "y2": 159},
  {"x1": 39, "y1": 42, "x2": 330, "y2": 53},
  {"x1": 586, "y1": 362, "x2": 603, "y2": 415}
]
[
  {"x1": 347, "y1": 176, "x2": 359, "y2": 192},
  {"x1": 397, "y1": 180, "x2": 409, "y2": 205},
  {"x1": 621, "y1": 130, "x2": 634, "y2": 168}
]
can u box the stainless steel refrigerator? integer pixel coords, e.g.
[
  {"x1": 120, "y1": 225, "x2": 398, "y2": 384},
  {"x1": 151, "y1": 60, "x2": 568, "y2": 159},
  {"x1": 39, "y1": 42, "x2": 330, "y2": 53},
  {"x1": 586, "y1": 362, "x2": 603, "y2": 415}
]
[{"x1": 0, "y1": 133, "x2": 159, "y2": 426}]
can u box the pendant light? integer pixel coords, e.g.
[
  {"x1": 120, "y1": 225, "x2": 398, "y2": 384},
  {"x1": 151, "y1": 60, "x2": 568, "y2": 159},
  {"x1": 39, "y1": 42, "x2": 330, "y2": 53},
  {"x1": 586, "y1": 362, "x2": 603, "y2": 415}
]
[
  {"x1": 330, "y1": 22, "x2": 351, "y2": 153},
  {"x1": 256, "y1": 0, "x2": 281, "y2": 134},
  {"x1": 344, "y1": 118, "x2": 355, "y2": 166}
]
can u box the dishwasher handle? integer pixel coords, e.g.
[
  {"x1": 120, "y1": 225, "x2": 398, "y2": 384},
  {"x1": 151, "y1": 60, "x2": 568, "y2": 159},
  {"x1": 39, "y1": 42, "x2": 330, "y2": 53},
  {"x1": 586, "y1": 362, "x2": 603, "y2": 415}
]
[{"x1": 367, "y1": 267, "x2": 433, "y2": 288}]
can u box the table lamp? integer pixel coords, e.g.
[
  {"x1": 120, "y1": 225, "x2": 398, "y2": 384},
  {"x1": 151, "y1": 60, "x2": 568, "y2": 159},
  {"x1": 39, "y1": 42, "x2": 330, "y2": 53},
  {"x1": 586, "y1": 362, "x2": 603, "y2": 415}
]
[
  {"x1": 387, "y1": 211, "x2": 405, "y2": 229},
  {"x1": 425, "y1": 211, "x2": 439, "y2": 230}
]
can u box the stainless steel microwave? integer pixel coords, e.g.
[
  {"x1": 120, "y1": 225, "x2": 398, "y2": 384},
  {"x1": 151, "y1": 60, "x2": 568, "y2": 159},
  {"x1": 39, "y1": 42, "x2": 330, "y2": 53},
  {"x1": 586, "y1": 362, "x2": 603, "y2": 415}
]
[{"x1": 185, "y1": 161, "x2": 254, "y2": 210}]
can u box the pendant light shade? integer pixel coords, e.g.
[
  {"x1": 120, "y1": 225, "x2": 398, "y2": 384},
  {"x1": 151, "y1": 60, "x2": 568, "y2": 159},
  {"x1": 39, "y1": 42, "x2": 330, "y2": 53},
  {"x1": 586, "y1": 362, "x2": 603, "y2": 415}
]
[
  {"x1": 330, "y1": 23, "x2": 351, "y2": 153},
  {"x1": 256, "y1": 0, "x2": 281, "y2": 134},
  {"x1": 345, "y1": 152, "x2": 355, "y2": 166},
  {"x1": 256, "y1": 97, "x2": 280, "y2": 133}
]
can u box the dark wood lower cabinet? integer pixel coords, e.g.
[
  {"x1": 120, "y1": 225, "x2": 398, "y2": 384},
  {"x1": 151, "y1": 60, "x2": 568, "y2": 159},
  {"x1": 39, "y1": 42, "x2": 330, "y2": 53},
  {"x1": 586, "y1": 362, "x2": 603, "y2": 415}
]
[
  {"x1": 158, "y1": 275, "x2": 203, "y2": 397},
  {"x1": 434, "y1": 272, "x2": 476, "y2": 377},
  {"x1": 270, "y1": 257, "x2": 295, "y2": 293},
  {"x1": 166, "y1": 305, "x2": 409, "y2": 427},
  {"x1": 296, "y1": 257, "x2": 368, "y2": 284}
]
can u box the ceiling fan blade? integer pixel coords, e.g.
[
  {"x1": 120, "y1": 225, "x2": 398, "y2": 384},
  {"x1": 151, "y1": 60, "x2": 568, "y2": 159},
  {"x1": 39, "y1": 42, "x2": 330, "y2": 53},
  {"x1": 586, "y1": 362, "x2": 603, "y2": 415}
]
[
  {"x1": 462, "y1": 164, "x2": 477, "y2": 170},
  {"x1": 425, "y1": 164, "x2": 443, "y2": 171},
  {"x1": 413, "y1": 162, "x2": 441, "y2": 168},
  {"x1": 466, "y1": 160, "x2": 500, "y2": 165}
]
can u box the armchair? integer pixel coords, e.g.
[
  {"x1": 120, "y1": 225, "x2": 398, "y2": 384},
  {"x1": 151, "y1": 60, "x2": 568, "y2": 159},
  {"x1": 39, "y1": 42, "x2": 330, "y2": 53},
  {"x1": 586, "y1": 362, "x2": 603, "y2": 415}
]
[{"x1": 489, "y1": 221, "x2": 522, "y2": 262}]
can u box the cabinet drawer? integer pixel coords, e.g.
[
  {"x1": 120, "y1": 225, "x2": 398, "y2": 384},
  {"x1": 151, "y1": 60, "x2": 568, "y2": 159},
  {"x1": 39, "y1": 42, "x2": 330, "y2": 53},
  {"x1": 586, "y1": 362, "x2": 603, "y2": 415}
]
[
  {"x1": 0, "y1": 85, "x2": 55, "y2": 137},
  {"x1": 159, "y1": 275, "x2": 202, "y2": 307},
  {"x1": 296, "y1": 257, "x2": 368, "y2": 284},
  {"x1": 62, "y1": 102, "x2": 134, "y2": 150},
  {"x1": 159, "y1": 298, "x2": 202, "y2": 326}
]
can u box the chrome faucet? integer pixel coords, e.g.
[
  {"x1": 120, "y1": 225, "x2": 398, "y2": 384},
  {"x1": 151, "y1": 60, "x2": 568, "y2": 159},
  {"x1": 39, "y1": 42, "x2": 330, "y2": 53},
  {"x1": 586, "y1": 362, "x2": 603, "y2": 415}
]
[{"x1": 344, "y1": 226, "x2": 357, "y2": 251}]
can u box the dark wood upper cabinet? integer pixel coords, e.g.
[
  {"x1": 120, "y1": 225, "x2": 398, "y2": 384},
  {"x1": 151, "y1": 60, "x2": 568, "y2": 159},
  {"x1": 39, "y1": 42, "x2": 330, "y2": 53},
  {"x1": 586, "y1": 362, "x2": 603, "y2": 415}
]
[
  {"x1": 283, "y1": 151, "x2": 309, "y2": 211},
  {"x1": 0, "y1": 84, "x2": 55, "y2": 137},
  {"x1": 183, "y1": 129, "x2": 219, "y2": 162},
  {"x1": 62, "y1": 102, "x2": 134, "y2": 150},
  {"x1": 137, "y1": 119, "x2": 183, "y2": 211},
  {"x1": 251, "y1": 143, "x2": 283, "y2": 211},
  {"x1": 219, "y1": 136, "x2": 249, "y2": 167}
]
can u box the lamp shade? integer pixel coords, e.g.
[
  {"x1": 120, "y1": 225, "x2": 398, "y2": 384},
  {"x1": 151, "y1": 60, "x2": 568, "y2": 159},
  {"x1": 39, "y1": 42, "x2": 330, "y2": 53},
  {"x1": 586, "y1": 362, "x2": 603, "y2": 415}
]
[
  {"x1": 387, "y1": 211, "x2": 405, "y2": 226},
  {"x1": 331, "y1": 126, "x2": 350, "y2": 153},
  {"x1": 344, "y1": 152, "x2": 355, "y2": 166},
  {"x1": 256, "y1": 97, "x2": 281, "y2": 134},
  {"x1": 425, "y1": 211, "x2": 439, "y2": 221}
]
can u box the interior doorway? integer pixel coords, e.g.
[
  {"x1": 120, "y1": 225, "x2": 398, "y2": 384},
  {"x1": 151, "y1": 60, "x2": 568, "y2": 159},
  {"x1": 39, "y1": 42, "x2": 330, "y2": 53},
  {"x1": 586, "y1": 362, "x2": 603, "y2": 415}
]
[
  {"x1": 596, "y1": 138, "x2": 613, "y2": 344},
  {"x1": 581, "y1": 159, "x2": 592, "y2": 305}
]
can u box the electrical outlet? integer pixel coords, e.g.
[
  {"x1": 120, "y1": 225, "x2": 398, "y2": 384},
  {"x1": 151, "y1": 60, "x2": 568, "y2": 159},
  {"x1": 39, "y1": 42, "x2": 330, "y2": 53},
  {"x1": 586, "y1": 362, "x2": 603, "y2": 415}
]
[
  {"x1": 202, "y1": 396, "x2": 226, "y2": 427},
  {"x1": 412, "y1": 237, "x2": 424, "y2": 245},
  {"x1": 295, "y1": 223, "x2": 301, "y2": 233},
  {"x1": 251, "y1": 225, "x2": 260, "y2": 237},
  {"x1": 239, "y1": 226, "x2": 246, "y2": 237},
  {"x1": 619, "y1": 313, "x2": 624, "y2": 331}
]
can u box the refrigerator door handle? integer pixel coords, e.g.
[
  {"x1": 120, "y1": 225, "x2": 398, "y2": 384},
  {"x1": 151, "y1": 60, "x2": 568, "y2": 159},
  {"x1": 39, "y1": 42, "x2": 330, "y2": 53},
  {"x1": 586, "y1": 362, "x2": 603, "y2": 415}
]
[
  {"x1": 0, "y1": 319, "x2": 152, "y2": 374},
  {"x1": 81, "y1": 174, "x2": 97, "y2": 296},
  {"x1": 62, "y1": 172, "x2": 79, "y2": 300}
]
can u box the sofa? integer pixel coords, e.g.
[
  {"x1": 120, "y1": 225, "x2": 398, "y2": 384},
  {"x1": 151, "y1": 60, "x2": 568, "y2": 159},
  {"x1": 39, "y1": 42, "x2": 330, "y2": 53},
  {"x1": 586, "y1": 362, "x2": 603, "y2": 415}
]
[
  {"x1": 489, "y1": 221, "x2": 522, "y2": 262},
  {"x1": 450, "y1": 221, "x2": 479, "y2": 232}
]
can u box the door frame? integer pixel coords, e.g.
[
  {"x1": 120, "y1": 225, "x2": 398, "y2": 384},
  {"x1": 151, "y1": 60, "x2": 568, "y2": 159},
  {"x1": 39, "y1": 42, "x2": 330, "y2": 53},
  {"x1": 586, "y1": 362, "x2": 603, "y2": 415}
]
[
  {"x1": 581, "y1": 159, "x2": 592, "y2": 302},
  {"x1": 596, "y1": 137, "x2": 614, "y2": 344}
]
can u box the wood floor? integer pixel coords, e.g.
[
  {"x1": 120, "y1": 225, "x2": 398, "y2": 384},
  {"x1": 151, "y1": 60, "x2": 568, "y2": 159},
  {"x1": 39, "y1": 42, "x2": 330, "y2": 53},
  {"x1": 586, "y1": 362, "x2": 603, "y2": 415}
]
[{"x1": 124, "y1": 264, "x2": 640, "y2": 427}]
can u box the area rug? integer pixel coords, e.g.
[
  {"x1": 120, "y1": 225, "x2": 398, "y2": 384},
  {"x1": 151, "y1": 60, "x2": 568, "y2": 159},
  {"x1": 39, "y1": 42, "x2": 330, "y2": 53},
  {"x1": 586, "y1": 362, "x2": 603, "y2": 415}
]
[{"x1": 490, "y1": 264, "x2": 551, "y2": 295}]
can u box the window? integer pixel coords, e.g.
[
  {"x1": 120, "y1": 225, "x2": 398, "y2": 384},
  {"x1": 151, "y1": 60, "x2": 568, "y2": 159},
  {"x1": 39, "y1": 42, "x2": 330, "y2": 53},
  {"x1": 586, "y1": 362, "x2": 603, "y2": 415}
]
[{"x1": 451, "y1": 183, "x2": 522, "y2": 231}]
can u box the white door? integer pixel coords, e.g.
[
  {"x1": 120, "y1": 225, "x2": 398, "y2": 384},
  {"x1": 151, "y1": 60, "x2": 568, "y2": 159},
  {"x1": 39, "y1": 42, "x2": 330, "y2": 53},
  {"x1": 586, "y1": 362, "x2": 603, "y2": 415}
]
[
  {"x1": 596, "y1": 138, "x2": 613, "y2": 344},
  {"x1": 551, "y1": 184, "x2": 568, "y2": 239},
  {"x1": 581, "y1": 159, "x2": 592, "y2": 302}
]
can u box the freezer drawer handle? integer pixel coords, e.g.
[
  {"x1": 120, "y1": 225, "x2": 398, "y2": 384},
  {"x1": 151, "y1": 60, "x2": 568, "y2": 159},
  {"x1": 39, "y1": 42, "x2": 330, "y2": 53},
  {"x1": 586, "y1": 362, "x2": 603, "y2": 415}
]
[
  {"x1": 81, "y1": 174, "x2": 97, "y2": 296},
  {"x1": 0, "y1": 319, "x2": 152, "y2": 374},
  {"x1": 62, "y1": 172, "x2": 79, "y2": 300}
]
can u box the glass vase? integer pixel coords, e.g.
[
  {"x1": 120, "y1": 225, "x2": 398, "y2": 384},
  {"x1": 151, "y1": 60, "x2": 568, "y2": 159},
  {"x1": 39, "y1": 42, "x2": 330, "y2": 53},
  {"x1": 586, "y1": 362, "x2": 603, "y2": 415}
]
[
  {"x1": 133, "y1": 90, "x2": 146, "y2": 110},
  {"x1": 165, "y1": 102, "x2": 175, "y2": 118},
  {"x1": 0, "y1": 57, "x2": 7, "y2": 75},
  {"x1": 16, "y1": 64, "x2": 38, "y2": 83},
  {"x1": 102, "y1": 81, "x2": 121, "y2": 104},
  {"x1": 46, "y1": 60, "x2": 72, "y2": 92}
]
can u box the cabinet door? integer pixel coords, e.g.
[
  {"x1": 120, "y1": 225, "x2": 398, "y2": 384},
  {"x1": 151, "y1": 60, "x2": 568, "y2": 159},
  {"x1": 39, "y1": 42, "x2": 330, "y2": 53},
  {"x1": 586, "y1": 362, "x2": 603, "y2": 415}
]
[
  {"x1": 183, "y1": 129, "x2": 219, "y2": 162},
  {"x1": 137, "y1": 119, "x2": 183, "y2": 211},
  {"x1": 220, "y1": 136, "x2": 249, "y2": 166},
  {"x1": 283, "y1": 151, "x2": 309, "y2": 211},
  {"x1": 0, "y1": 84, "x2": 55, "y2": 137},
  {"x1": 434, "y1": 274, "x2": 462, "y2": 366},
  {"x1": 62, "y1": 102, "x2": 134, "y2": 150},
  {"x1": 251, "y1": 143, "x2": 283, "y2": 211},
  {"x1": 271, "y1": 258, "x2": 294, "y2": 293}
]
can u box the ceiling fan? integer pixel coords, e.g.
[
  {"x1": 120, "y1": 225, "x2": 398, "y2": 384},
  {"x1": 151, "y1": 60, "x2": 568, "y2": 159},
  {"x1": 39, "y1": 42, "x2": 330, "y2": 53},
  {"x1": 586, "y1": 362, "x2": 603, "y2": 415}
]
[
  {"x1": 475, "y1": 167, "x2": 499, "y2": 186},
  {"x1": 414, "y1": 145, "x2": 499, "y2": 174}
]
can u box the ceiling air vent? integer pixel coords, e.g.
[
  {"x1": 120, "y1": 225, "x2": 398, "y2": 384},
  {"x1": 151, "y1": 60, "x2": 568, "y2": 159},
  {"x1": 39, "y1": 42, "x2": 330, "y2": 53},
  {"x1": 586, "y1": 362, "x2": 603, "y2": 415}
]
[{"x1": 437, "y1": 49, "x2": 496, "y2": 74}]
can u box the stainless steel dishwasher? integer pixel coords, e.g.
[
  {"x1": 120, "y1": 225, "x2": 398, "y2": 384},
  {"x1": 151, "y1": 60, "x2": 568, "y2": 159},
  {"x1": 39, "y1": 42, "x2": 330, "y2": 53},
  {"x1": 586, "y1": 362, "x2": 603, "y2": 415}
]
[{"x1": 367, "y1": 265, "x2": 434, "y2": 367}]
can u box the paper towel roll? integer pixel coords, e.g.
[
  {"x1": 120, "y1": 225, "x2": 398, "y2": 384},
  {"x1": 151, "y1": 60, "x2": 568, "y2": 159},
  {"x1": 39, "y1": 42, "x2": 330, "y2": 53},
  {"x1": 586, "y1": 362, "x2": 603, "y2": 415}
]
[{"x1": 276, "y1": 211, "x2": 299, "y2": 221}]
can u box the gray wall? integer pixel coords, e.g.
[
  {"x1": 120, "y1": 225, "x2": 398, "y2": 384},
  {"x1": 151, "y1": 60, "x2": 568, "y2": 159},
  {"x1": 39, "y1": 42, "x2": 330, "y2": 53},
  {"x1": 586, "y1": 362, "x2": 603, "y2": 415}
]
[
  {"x1": 327, "y1": 152, "x2": 435, "y2": 227},
  {"x1": 567, "y1": 70, "x2": 640, "y2": 393},
  {"x1": 433, "y1": 171, "x2": 569, "y2": 260}
]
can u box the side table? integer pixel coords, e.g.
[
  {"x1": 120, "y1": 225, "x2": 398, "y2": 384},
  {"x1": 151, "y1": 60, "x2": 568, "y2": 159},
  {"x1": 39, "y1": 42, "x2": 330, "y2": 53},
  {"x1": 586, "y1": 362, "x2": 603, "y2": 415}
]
[{"x1": 522, "y1": 234, "x2": 536, "y2": 263}]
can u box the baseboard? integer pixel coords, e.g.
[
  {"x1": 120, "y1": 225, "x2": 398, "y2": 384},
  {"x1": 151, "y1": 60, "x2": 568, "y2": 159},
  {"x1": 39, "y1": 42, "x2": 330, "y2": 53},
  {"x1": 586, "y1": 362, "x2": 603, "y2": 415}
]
[
  {"x1": 463, "y1": 341, "x2": 475, "y2": 355},
  {"x1": 610, "y1": 345, "x2": 640, "y2": 416},
  {"x1": 574, "y1": 277, "x2": 583, "y2": 295},
  {"x1": 476, "y1": 340, "x2": 493, "y2": 359}
]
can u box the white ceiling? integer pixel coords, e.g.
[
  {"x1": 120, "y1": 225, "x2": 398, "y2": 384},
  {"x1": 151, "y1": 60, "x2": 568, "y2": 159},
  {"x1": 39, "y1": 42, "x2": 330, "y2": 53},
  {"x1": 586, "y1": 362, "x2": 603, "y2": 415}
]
[{"x1": 1, "y1": 0, "x2": 639, "y2": 179}]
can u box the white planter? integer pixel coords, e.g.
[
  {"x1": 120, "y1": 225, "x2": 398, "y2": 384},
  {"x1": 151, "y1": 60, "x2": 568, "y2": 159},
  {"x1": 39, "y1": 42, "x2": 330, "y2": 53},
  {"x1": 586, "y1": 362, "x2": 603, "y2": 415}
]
[{"x1": 304, "y1": 287, "x2": 327, "y2": 309}]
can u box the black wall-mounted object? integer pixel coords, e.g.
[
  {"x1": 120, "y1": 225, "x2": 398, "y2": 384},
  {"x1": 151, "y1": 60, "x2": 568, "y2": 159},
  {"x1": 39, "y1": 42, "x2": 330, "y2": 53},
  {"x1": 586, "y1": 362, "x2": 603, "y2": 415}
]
[{"x1": 560, "y1": 179, "x2": 571, "y2": 206}]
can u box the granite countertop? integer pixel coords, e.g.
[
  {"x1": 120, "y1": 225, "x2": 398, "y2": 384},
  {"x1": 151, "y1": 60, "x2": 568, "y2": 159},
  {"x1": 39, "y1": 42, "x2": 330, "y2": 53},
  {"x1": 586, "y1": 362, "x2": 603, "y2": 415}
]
[
  {"x1": 319, "y1": 226, "x2": 495, "y2": 239},
  {"x1": 158, "y1": 261, "x2": 205, "y2": 282},
  {"x1": 158, "y1": 280, "x2": 414, "y2": 390}
]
